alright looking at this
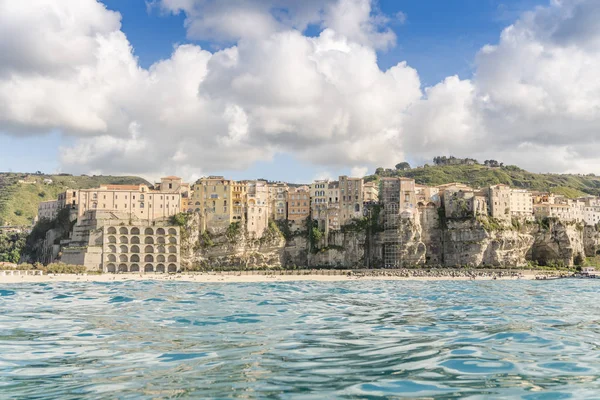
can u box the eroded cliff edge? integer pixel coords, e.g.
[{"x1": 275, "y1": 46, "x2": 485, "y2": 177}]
[{"x1": 178, "y1": 211, "x2": 598, "y2": 269}]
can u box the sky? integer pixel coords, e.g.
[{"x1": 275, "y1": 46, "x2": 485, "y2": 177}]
[{"x1": 1, "y1": 0, "x2": 599, "y2": 183}]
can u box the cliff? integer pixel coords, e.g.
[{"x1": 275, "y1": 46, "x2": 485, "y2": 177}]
[{"x1": 179, "y1": 212, "x2": 590, "y2": 270}]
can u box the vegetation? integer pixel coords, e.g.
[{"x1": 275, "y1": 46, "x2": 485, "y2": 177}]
[
  {"x1": 0, "y1": 173, "x2": 149, "y2": 226},
  {"x1": 199, "y1": 231, "x2": 214, "y2": 248},
  {"x1": 259, "y1": 221, "x2": 285, "y2": 244},
  {"x1": 22, "y1": 207, "x2": 74, "y2": 262},
  {"x1": 0, "y1": 231, "x2": 28, "y2": 263},
  {"x1": 170, "y1": 212, "x2": 189, "y2": 227},
  {"x1": 364, "y1": 162, "x2": 600, "y2": 198},
  {"x1": 226, "y1": 222, "x2": 242, "y2": 241},
  {"x1": 0, "y1": 262, "x2": 88, "y2": 274}
]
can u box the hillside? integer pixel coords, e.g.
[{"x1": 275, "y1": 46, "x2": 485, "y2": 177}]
[
  {"x1": 366, "y1": 164, "x2": 600, "y2": 198},
  {"x1": 0, "y1": 173, "x2": 150, "y2": 226}
]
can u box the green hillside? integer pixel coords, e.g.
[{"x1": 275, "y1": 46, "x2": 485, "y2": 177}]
[
  {"x1": 0, "y1": 173, "x2": 150, "y2": 226},
  {"x1": 366, "y1": 164, "x2": 600, "y2": 198}
]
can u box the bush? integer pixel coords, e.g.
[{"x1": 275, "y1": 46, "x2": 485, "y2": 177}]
[{"x1": 170, "y1": 213, "x2": 189, "y2": 227}]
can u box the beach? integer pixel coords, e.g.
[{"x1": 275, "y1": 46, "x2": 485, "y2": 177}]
[{"x1": 0, "y1": 269, "x2": 560, "y2": 284}]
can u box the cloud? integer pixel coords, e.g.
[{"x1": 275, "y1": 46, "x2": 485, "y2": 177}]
[{"x1": 1, "y1": 0, "x2": 600, "y2": 181}]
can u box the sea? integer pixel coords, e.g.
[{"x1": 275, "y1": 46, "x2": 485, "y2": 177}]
[{"x1": 1, "y1": 279, "x2": 599, "y2": 399}]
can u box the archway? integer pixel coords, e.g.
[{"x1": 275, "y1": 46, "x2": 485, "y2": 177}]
[
  {"x1": 120, "y1": 245, "x2": 128, "y2": 253},
  {"x1": 144, "y1": 245, "x2": 154, "y2": 253},
  {"x1": 106, "y1": 263, "x2": 116, "y2": 273},
  {"x1": 108, "y1": 245, "x2": 117, "y2": 253},
  {"x1": 169, "y1": 237, "x2": 177, "y2": 244},
  {"x1": 119, "y1": 254, "x2": 128, "y2": 263},
  {"x1": 156, "y1": 228, "x2": 165, "y2": 235},
  {"x1": 130, "y1": 264, "x2": 140, "y2": 272},
  {"x1": 144, "y1": 264, "x2": 154, "y2": 273},
  {"x1": 145, "y1": 227, "x2": 154, "y2": 235},
  {"x1": 118, "y1": 264, "x2": 128, "y2": 273},
  {"x1": 158, "y1": 246, "x2": 166, "y2": 254},
  {"x1": 168, "y1": 246, "x2": 177, "y2": 253},
  {"x1": 156, "y1": 264, "x2": 166, "y2": 273},
  {"x1": 119, "y1": 227, "x2": 128, "y2": 235},
  {"x1": 168, "y1": 228, "x2": 177, "y2": 235},
  {"x1": 130, "y1": 245, "x2": 140, "y2": 253},
  {"x1": 130, "y1": 254, "x2": 140, "y2": 262},
  {"x1": 168, "y1": 255, "x2": 177, "y2": 262},
  {"x1": 145, "y1": 236, "x2": 154, "y2": 244},
  {"x1": 157, "y1": 237, "x2": 166, "y2": 244},
  {"x1": 168, "y1": 264, "x2": 177, "y2": 273},
  {"x1": 119, "y1": 236, "x2": 128, "y2": 244},
  {"x1": 108, "y1": 236, "x2": 116, "y2": 243},
  {"x1": 157, "y1": 255, "x2": 165, "y2": 263},
  {"x1": 107, "y1": 227, "x2": 117, "y2": 234},
  {"x1": 131, "y1": 236, "x2": 140, "y2": 244},
  {"x1": 107, "y1": 254, "x2": 116, "y2": 262},
  {"x1": 131, "y1": 227, "x2": 140, "y2": 235},
  {"x1": 144, "y1": 254, "x2": 154, "y2": 263}
]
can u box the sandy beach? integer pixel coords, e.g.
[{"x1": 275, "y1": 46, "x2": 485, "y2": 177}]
[{"x1": 0, "y1": 270, "x2": 560, "y2": 284}]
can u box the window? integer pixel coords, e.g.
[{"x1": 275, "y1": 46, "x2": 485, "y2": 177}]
[
  {"x1": 169, "y1": 183, "x2": 173, "y2": 189},
  {"x1": 140, "y1": 202, "x2": 144, "y2": 208}
]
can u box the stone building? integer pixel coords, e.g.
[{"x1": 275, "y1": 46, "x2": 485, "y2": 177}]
[
  {"x1": 287, "y1": 186, "x2": 310, "y2": 224},
  {"x1": 339, "y1": 176, "x2": 364, "y2": 225},
  {"x1": 363, "y1": 181, "x2": 379, "y2": 202},
  {"x1": 488, "y1": 184, "x2": 511, "y2": 221},
  {"x1": 246, "y1": 180, "x2": 269, "y2": 238},
  {"x1": 510, "y1": 189, "x2": 533, "y2": 218},
  {"x1": 191, "y1": 176, "x2": 234, "y2": 232},
  {"x1": 61, "y1": 210, "x2": 181, "y2": 273},
  {"x1": 37, "y1": 200, "x2": 60, "y2": 220},
  {"x1": 268, "y1": 182, "x2": 288, "y2": 221}
]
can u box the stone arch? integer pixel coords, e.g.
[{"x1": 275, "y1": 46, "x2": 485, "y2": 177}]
[
  {"x1": 130, "y1": 245, "x2": 140, "y2": 253},
  {"x1": 144, "y1": 245, "x2": 154, "y2": 253},
  {"x1": 144, "y1": 236, "x2": 154, "y2": 244},
  {"x1": 119, "y1": 227, "x2": 128, "y2": 235},
  {"x1": 107, "y1": 254, "x2": 116, "y2": 262},
  {"x1": 108, "y1": 245, "x2": 117, "y2": 253},
  {"x1": 417, "y1": 202, "x2": 426, "y2": 207},
  {"x1": 168, "y1": 264, "x2": 177, "y2": 273},
  {"x1": 168, "y1": 255, "x2": 177, "y2": 262},
  {"x1": 168, "y1": 246, "x2": 177, "y2": 253},
  {"x1": 168, "y1": 228, "x2": 177, "y2": 235},
  {"x1": 108, "y1": 236, "x2": 116, "y2": 244},
  {"x1": 169, "y1": 237, "x2": 177, "y2": 244},
  {"x1": 119, "y1": 236, "x2": 128, "y2": 244},
  {"x1": 157, "y1": 236, "x2": 166, "y2": 244},
  {"x1": 144, "y1": 264, "x2": 154, "y2": 272},
  {"x1": 130, "y1": 236, "x2": 140, "y2": 244},
  {"x1": 156, "y1": 228, "x2": 165, "y2": 235},
  {"x1": 158, "y1": 246, "x2": 166, "y2": 254},
  {"x1": 156, "y1": 264, "x2": 166, "y2": 273},
  {"x1": 107, "y1": 227, "x2": 117, "y2": 234},
  {"x1": 157, "y1": 255, "x2": 165, "y2": 263},
  {"x1": 144, "y1": 254, "x2": 154, "y2": 262},
  {"x1": 120, "y1": 245, "x2": 128, "y2": 253},
  {"x1": 119, "y1": 254, "x2": 128, "y2": 263},
  {"x1": 118, "y1": 264, "x2": 128, "y2": 273},
  {"x1": 130, "y1": 254, "x2": 140, "y2": 262},
  {"x1": 131, "y1": 227, "x2": 140, "y2": 235},
  {"x1": 106, "y1": 263, "x2": 116, "y2": 273},
  {"x1": 145, "y1": 227, "x2": 154, "y2": 235},
  {"x1": 130, "y1": 264, "x2": 140, "y2": 272}
]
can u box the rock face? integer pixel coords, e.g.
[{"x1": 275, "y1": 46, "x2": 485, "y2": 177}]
[{"x1": 179, "y1": 212, "x2": 589, "y2": 269}]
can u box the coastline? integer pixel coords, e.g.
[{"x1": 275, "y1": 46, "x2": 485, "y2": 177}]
[{"x1": 0, "y1": 270, "x2": 560, "y2": 284}]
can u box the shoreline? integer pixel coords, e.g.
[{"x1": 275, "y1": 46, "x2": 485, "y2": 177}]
[{"x1": 0, "y1": 270, "x2": 565, "y2": 284}]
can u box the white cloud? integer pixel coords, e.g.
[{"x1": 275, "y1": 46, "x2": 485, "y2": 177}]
[{"x1": 1, "y1": 0, "x2": 600, "y2": 181}]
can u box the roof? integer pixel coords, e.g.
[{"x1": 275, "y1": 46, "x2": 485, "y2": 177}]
[
  {"x1": 162, "y1": 176, "x2": 182, "y2": 180},
  {"x1": 101, "y1": 184, "x2": 145, "y2": 191}
]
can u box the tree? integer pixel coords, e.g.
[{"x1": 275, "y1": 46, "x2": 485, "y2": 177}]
[{"x1": 395, "y1": 162, "x2": 411, "y2": 171}]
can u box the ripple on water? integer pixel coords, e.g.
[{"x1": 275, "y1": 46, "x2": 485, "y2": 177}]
[{"x1": 0, "y1": 280, "x2": 599, "y2": 399}]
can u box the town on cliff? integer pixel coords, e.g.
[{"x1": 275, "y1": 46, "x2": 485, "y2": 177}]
[{"x1": 4, "y1": 158, "x2": 600, "y2": 273}]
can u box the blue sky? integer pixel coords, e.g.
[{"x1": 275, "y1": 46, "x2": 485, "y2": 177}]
[{"x1": 0, "y1": 0, "x2": 550, "y2": 182}]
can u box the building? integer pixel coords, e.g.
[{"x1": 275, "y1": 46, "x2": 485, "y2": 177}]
[
  {"x1": 489, "y1": 184, "x2": 512, "y2": 221},
  {"x1": 310, "y1": 180, "x2": 329, "y2": 216},
  {"x1": 339, "y1": 176, "x2": 364, "y2": 225},
  {"x1": 246, "y1": 180, "x2": 269, "y2": 238},
  {"x1": 192, "y1": 176, "x2": 234, "y2": 231},
  {"x1": 510, "y1": 189, "x2": 533, "y2": 218},
  {"x1": 232, "y1": 181, "x2": 248, "y2": 222},
  {"x1": 533, "y1": 203, "x2": 583, "y2": 223},
  {"x1": 363, "y1": 181, "x2": 379, "y2": 202},
  {"x1": 76, "y1": 183, "x2": 182, "y2": 221},
  {"x1": 268, "y1": 182, "x2": 288, "y2": 221},
  {"x1": 37, "y1": 200, "x2": 60, "y2": 220},
  {"x1": 61, "y1": 210, "x2": 181, "y2": 273},
  {"x1": 416, "y1": 184, "x2": 440, "y2": 207},
  {"x1": 287, "y1": 186, "x2": 310, "y2": 223}
]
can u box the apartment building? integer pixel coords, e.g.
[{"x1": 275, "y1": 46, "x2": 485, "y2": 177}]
[
  {"x1": 488, "y1": 184, "x2": 511, "y2": 221},
  {"x1": 247, "y1": 181, "x2": 269, "y2": 238},
  {"x1": 191, "y1": 176, "x2": 234, "y2": 230},
  {"x1": 268, "y1": 182, "x2": 288, "y2": 221},
  {"x1": 287, "y1": 186, "x2": 310, "y2": 222},
  {"x1": 37, "y1": 200, "x2": 60, "y2": 220},
  {"x1": 339, "y1": 176, "x2": 364, "y2": 225},
  {"x1": 363, "y1": 181, "x2": 379, "y2": 202},
  {"x1": 510, "y1": 189, "x2": 533, "y2": 218}
]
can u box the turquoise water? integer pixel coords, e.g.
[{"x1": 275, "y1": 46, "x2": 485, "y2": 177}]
[{"x1": 1, "y1": 280, "x2": 599, "y2": 399}]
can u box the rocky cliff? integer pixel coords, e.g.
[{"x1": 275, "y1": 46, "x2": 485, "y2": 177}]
[{"x1": 179, "y1": 212, "x2": 590, "y2": 269}]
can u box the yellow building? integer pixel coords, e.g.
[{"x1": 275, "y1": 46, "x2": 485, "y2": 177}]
[
  {"x1": 192, "y1": 176, "x2": 234, "y2": 231},
  {"x1": 268, "y1": 182, "x2": 288, "y2": 221},
  {"x1": 232, "y1": 181, "x2": 248, "y2": 222},
  {"x1": 363, "y1": 181, "x2": 379, "y2": 202}
]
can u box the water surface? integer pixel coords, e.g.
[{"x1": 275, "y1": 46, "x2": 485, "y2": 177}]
[{"x1": 1, "y1": 280, "x2": 600, "y2": 399}]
